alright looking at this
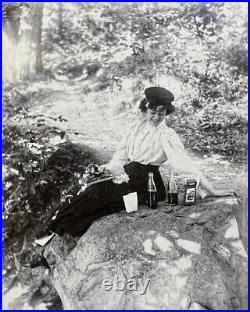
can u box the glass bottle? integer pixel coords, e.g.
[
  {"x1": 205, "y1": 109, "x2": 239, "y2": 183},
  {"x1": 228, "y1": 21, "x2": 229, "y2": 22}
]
[
  {"x1": 168, "y1": 171, "x2": 178, "y2": 205},
  {"x1": 165, "y1": 180, "x2": 169, "y2": 203},
  {"x1": 147, "y1": 172, "x2": 157, "y2": 209}
]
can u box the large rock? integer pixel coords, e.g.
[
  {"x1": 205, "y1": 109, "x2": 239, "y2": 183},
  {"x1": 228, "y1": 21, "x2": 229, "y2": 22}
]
[{"x1": 44, "y1": 197, "x2": 247, "y2": 310}]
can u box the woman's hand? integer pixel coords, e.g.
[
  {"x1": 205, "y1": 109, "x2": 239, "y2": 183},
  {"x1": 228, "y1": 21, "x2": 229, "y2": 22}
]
[
  {"x1": 100, "y1": 162, "x2": 129, "y2": 184},
  {"x1": 100, "y1": 162, "x2": 125, "y2": 177},
  {"x1": 200, "y1": 174, "x2": 239, "y2": 198},
  {"x1": 210, "y1": 188, "x2": 239, "y2": 198},
  {"x1": 99, "y1": 163, "x2": 110, "y2": 172}
]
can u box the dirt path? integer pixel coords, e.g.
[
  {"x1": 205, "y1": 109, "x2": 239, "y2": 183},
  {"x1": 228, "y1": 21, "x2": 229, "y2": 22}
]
[{"x1": 26, "y1": 80, "x2": 132, "y2": 152}]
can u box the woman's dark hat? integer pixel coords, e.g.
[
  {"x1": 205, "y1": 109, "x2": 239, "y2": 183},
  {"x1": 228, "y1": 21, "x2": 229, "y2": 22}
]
[{"x1": 144, "y1": 87, "x2": 175, "y2": 115}]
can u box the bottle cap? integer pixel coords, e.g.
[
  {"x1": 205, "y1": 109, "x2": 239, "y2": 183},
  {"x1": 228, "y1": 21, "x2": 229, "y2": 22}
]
[{"x1": 185, "y1": 178, "x2": 197, "y2": 185}]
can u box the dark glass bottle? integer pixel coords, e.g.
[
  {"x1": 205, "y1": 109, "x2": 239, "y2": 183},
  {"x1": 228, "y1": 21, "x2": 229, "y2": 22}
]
[
  {"x1": 147, "y1": 172, "x2": 157, "y2": 209},
  {"x1": 165, "y1": 180, "x2": 169, "y2": 203},
  {"x1": 168, "y1": 171, "x2": 178, "y2": 205}
]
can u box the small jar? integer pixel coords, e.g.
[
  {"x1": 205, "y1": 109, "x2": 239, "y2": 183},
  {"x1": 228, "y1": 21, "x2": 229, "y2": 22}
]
[{"x1": 184, "y1": 179, "x2": 197, "y2": 206}]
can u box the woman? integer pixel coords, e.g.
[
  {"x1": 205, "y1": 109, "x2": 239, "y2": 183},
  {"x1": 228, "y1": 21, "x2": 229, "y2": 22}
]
[{"x1": 45, "y1": 87, "x2": 235, "y2": 238}]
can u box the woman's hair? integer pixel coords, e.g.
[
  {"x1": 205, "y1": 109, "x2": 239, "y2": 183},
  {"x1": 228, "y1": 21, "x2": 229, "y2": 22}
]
[
  {"x1": 139, "y1": 98, "x2": 175, "y2": 115},
  {"x1": 139, "y1": 98, "x2": 149, "y2": 113}
]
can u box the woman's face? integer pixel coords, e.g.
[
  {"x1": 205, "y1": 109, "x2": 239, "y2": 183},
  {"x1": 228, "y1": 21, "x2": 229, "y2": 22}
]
[{"x1": 146, "y1": 106, "x2": 166, "y2": 127}]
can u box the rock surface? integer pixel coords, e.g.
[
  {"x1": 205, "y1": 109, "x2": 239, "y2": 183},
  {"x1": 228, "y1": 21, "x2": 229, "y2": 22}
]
[{"x1": 44, "y1": 197, "x2": 247, "y2": 310}]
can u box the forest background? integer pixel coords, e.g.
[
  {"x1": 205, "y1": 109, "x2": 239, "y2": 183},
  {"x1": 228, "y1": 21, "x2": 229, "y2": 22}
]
[{"x1": 2, "y1": 2, "x2": 248, "y2": 309}]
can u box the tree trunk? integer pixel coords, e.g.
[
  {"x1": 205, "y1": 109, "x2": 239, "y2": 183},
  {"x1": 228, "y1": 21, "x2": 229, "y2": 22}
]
[
  {"x1": 2, "y1": 4, "x2": 21, "y2": 81},
  {"x1": 3, "y1": 3, "x2": 44, "y2": 82},
  {"x1": 16, "y1": 2, "x2": 44, "y2": 80},
  {"x1": 2, "y1": 5, "x2": 20, "y2": 45},
  {"x1": 58, "y1": 3, "x2": 63, "y2": 39},
  {"x1": 30, "y1": 2, "x2": 44, "y2": 74}
]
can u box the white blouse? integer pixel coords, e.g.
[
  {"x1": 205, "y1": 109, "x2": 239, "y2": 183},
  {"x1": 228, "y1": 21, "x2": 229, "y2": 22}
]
[{"x1": 110, "y1": 119, "x2": 201, "y2": 179}]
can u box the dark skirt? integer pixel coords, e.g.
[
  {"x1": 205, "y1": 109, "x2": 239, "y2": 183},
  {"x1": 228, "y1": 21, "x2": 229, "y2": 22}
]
[{"x1": 47, "y1": 161, "x2": 166, "y2": 237}]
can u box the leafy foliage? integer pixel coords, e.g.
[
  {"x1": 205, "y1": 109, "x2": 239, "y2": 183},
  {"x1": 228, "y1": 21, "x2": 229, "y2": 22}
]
[
  {"x1": 2, "y1": 116, "x2": 113, "y2": 309},
  {"x1": 167, "y1": 106, "x2": 247, "y2": 161},
  {"x1": 40, "y1": 4, "x2": 247, "y2": 162}
]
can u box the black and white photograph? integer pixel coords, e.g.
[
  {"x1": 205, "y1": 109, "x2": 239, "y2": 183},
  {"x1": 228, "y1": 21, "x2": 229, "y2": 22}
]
[{"x1": 2, "y1": 2, "x2": 248, "y2": 310}]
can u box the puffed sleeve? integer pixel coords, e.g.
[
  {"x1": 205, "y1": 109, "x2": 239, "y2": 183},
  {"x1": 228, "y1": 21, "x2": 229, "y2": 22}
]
[
  {"x1": 109, "y1": 123, "x2": 136, "y2": 167},
  {"x1": 160, "y1": 125, "x2": 211, "y2": 198},
  {"x1": 110, "y1": 133, "x2": 129, "y2": 167},
  {"x1": 160, "y1": 126, "x2": 202, "y2": 178}
]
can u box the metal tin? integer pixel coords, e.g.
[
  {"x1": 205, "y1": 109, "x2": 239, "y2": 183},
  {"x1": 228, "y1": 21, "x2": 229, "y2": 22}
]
[{"x1": 184, "y1": 179, "x2": 197, "y2": 206}]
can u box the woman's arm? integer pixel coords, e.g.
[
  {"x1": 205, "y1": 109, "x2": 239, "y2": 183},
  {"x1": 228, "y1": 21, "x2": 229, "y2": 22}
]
[
  {"x1": 200, "y1": 174, "x2": 238, "y2": 197},
  {"x1": 111, "y1": 134, "x2": 129, "y2": 168},
  {"x1": 161, "y1": 127, "x2": 238, "y2": 197},
  {"x1": 161, "y1": 127, "x2": 201, "y2": 176},
  {"x1": 101, "y1": 125, "x2": 133, "y2": 177}
]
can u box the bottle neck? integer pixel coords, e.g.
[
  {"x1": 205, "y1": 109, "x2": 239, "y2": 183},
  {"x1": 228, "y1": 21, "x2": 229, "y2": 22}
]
[
  {"x1": 148, "y1": 172, "x2": 156, "y2": 191},
  {"x1": 169, "y1": 171, "x2": 177, "y2": 193}
]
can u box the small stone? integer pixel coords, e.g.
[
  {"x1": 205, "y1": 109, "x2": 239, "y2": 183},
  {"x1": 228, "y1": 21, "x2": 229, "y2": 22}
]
[
  {"x1": 176, "y1": 239, "x2": 201, "y2": 255},
  {"x1": 154, "y1": 235, "x2": 173, "y2": 253},
  {"x1": 224, "y1": 218, "x2": 240, "y2": 239},
  {"x1": 189, "y1": 302, "x2": 207, "y2": 310},
  {"x1": 142, "y1": 239, "x2": 156, "y2": 255}
]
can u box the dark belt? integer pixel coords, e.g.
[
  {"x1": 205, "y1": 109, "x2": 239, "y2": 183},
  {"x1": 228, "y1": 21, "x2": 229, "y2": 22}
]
[{"x1": 127, "y1": 161, "x2": 159, "y2": 172}]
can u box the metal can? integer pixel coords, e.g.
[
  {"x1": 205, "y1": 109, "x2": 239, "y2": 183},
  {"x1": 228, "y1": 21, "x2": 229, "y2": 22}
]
[{"x1": 184, "y1": 179, "x2": 197, "y2": 206}]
